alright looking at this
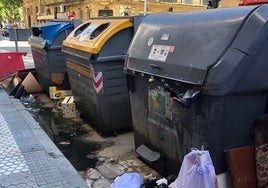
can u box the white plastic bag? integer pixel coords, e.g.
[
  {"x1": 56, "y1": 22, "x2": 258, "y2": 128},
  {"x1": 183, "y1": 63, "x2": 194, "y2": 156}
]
[
  {"x1": 170, "y1": 149, "x2": 216, "y2": 188},
  {"x1": 111, "y1": 172, "x2": 143, "y2": 188}
]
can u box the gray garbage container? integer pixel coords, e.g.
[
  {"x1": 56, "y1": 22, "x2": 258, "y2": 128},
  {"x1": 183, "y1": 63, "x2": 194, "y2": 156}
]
[
  {"x1": 9, "y1": 29, "x2": 31, "y2": 41},
  {"x1": 62, "y1": 17, "x2": 141, "y2": 133},
  {"x1": 125, "y1": 5, "x2": 268, "y2": 176},
  {"x1": 29, "y1": 19, "x2": 81, "y2": 93}
]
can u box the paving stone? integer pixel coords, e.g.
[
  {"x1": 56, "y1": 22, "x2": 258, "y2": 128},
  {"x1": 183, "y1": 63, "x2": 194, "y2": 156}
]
[
  {"x1": 93, "y1": 178, "x2": 111, "y2": 188},
  {"x1": 88, "y1": 169, "x2": 102, "y2": 180},
  {"x1": 0, "y1": 113, "x2": 30, "y2": 176},
  {"x1": 85, "y1": 179, "x2": 94, "y2": 188},
  {"x1": 97, "y1": 163, "x2": 124, "y2": 180}
]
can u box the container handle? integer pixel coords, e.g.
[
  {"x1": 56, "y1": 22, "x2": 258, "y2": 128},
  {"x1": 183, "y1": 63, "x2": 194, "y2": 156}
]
[{"x1": 150, "y1": 64, "x2": 161, "y2": 70}]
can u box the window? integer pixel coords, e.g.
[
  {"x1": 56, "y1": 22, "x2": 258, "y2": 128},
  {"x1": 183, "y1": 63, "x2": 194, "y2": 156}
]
[
  {"x1": 159, "y1": 0, "x2": 178, "y2": 2},
  {"x1": 47, "y1": 9, "x2": 51, "y2": 15},
  {"x1": 79, "y1": 10, "x2": 83, "y2": 19},
  {"x1": 98, "y1": 10, "x2": 113, "y2": 17}
]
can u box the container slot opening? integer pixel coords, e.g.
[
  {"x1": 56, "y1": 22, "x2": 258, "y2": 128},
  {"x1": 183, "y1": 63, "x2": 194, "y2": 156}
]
[
  {"x1": 163, "y1": 82, "x2": 200, "y2": 108},
  {"x1": 32, "y1": 28, "x2": 43, "y2": 38},
  {"x1": 74, "y1": 22, "x2": 91, "y2": 37},
  {"x1": 90, "y1": 22, "x2": 110, "y2": 40}
]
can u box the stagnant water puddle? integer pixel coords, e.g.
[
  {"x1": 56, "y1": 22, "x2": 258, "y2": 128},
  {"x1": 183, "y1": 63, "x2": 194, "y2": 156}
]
[{"x1": 20, "y1": 94, "x2": 100, "y2": 171}]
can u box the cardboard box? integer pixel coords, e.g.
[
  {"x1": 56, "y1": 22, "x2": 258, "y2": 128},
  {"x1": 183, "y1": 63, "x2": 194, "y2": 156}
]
[
  {"x1": 21, "y1": 72, "x2": 43, "y2": 93},
  {"x1": 61, "y1": 96, "x2": 76, "y2": 118}
]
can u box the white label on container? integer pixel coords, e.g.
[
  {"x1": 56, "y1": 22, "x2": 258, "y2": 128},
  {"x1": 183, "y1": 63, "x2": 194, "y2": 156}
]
[
  {"x1": 148, "y1": 37, "x2": 154, "y2": 46},
  {"x1": 148, "y1": 45, "x2": 170, "y2": 62}
]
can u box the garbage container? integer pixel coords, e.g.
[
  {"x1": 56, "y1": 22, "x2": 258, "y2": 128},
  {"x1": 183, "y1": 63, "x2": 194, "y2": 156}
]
[
  {"x1": 125, "y1": 5, "x2": 268, "y2": 176},
  {"x1": 62, "y1": 17, "x2": 139, "y2": 133},
  {"x1": 9, "y1": 29, "x2": 31, "y2": 41},
  {"x1": 29, "y1": 19, "x2": 81, "y2": 93}
]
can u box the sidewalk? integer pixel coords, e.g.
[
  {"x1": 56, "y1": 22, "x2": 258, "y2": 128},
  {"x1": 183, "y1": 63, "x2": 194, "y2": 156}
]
[{"x1": 0, "y1": 85, "x2": 88, "y2": 187}]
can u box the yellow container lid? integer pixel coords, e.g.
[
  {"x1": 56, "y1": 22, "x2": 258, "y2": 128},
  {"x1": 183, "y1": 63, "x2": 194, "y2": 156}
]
[{"x1": 62, "y1": 18, "x2": 133, "y2": 54}]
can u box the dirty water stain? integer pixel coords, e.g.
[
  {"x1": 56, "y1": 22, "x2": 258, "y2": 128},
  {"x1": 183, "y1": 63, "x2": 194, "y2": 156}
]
[{"x1": 29, "y1": 105, "x2": 99, "y2": 171}]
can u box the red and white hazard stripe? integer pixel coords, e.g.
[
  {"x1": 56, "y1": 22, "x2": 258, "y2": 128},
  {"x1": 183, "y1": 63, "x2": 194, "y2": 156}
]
[{"x1": 93, "y1": 71, "x2": 104, "y2": 94}]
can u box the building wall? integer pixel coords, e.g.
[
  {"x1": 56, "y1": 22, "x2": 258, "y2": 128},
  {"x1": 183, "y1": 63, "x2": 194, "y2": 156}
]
[
  {"x1": 22, "y1": 0, "x2": 40, "y2": 27},
  {"x1": 22, "y1": 0, "x2": 207, "y2": 28},
  {"x1": 22, "y1": 0, "x2": 249, "y2": 28},
  {"x1": 221, "y1": 0, "x2": 241, "y2": 7}
]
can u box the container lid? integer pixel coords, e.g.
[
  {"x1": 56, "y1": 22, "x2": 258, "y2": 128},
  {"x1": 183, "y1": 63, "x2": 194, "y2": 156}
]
[
  {"x1": 29, "y1": 20, "x2": 74, "y2": 47},
  {"x1": 62, "y1": 18, "x2": 133, "y2": 54},
  {"x1": 125, "y1": 6, "x2": 256, "y2": 86}
]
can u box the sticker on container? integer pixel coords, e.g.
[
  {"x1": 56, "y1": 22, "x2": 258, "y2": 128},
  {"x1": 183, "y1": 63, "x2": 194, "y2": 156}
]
[
  {"x1": 148, "y1": 37, "x2": 154, "y2": 46},
  {"x1": 148, "y1": 86, "x2": 173, "y2": 120},
  {"x1": 92, "y1": 71, "x2": 104, "y2": 94},
  {"x1": 161, "y1": 33, "x2": 169, "y2": 41},
  {"x1": 169, "y1": 46, "x2": 175, "y2": 53},
  {"x1": 67, "y1": 61, "x2": 91, "y2": 78},
  {"x1": 148, "y1": 45, "x2": 171, "y2": 62}
]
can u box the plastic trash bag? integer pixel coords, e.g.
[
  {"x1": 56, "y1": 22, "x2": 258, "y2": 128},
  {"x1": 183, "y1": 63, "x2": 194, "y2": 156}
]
[
  {"x1": 111, "y1": 172, "x2": 143, "y2": 188},
  {"x1": 170, "y1": 149, "x2": 216, "y2": 188}
]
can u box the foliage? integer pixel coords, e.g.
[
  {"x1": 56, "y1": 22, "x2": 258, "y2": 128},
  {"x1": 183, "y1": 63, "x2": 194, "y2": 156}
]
[
  {"x1": 0, "y1": 0, "x2": 23, "y2": 24},
  {"x1": 0, "y1": 1, "x2": 4, "y2": 22}
]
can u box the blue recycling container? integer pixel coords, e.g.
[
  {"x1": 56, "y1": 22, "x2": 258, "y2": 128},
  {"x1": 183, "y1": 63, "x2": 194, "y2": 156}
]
[{"x1": 29, "y1": 19, "x2": 81, "y2": 93}]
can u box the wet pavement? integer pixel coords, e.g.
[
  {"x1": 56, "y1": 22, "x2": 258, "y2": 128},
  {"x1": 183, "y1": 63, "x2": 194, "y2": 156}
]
[
  {"x1": 0, "y1": 86, "x2": 88, "y2": 187},
  {"x1": 0, "y1": 37, "x2": 163, "y2": 187},
  {"x1": 28, "y1": 93, "x2": 161, "y2": 188}
]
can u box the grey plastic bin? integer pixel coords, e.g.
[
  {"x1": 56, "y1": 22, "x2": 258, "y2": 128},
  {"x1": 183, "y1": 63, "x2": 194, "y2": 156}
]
[
  {"x1": 62, "y1": 17, "x2": 142, "y2": 133},
  {"x1": 29, "y1": 19, "x2": 81, "y2": 93},
  {"x1": 125, "y1": 5, "x2": 268, "y2": 175},
  {"x1": 9, "y1": 29, "x2": 31, "y2": 41}
]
